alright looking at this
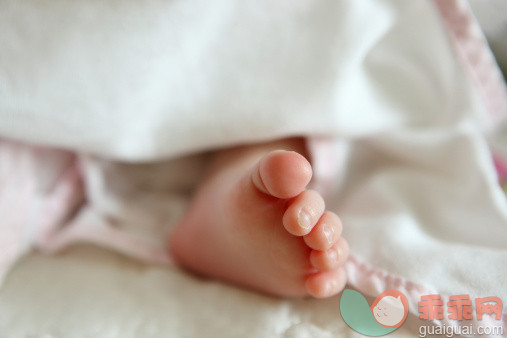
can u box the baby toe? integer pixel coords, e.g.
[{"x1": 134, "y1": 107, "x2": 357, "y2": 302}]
[
  {"x1": 282, "y1": 189, "x2": 325, "y2": 236},
  {"x1": 305, "y1": 268, "x2": 347, "y2": 298},
  {"x1": 309, "y1": 238, "x2": 349, "y2": 271},
  {"x1": 252, "y1": 150, "x2": 312, "y2": 199},
  {"x1": 304, "y1": 211, "x2": 342, "y2": 251}
]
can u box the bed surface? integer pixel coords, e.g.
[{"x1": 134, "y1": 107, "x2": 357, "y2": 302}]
[{"x1": 0, "y1": 246, "x2": 417, "y2": 337}]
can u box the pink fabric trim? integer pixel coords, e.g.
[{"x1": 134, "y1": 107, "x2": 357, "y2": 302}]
[
  {"x1": 37, "y1": 207, "x2": 173, "y2": 266},
  {"x1": 346, "y1": 254, "x2": 507, "y2": 334},
  {"x1": 32, "y1": 158, "x2": 85, "y2": 246},
  {"x1": 493, "y1": 155, "x2": 507, "y2": 183},
  {"x1": 0, "y1": 139, "x2": 172, "y2": 287},
  {"x1": 306, "y1": 136, "x2": 346, "y2": 198},
  {"x1": 0, "y1": 140, "x2": 84, "y2": 285},
  {"x1": 433, "y1": 0, "x2": 507, "y2": 128}
]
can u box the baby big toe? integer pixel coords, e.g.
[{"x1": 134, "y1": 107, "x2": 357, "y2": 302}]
[{"x1": 252, "y1": 150, "x2": 312, "y2": 199}]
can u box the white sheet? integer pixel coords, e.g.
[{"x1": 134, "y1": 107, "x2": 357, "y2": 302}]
[{"x1": 1, "y1": 246, "x2": 422, "y2": 337}]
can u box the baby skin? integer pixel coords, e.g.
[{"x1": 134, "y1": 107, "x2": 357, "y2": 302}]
[{"x1": 170, "y1": 138, "x2": 348, "y2": 298}]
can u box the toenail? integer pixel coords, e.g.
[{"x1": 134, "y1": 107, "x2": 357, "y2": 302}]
[
  {"x1": 322, "y1": 225, "x2": 334, "y2": 245},
  {"x1": 324, "y1": 279, "x2": 335, "y2": 295},
  {"x1": 298, "y1": 209, "x2": 312, "y2": 230},
  {"x1": 327, "y1": 248, "x2": 338, "y2": 261},
  {"x1": 336, "y1": 246, "x2": 344, "y2": 261}
]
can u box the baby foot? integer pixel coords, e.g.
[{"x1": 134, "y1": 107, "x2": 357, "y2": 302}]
[{"x1": 169, "y1": 150, "x2": 348, "y2": 298}]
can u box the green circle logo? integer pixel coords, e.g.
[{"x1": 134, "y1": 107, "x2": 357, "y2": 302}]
[{"x1": 340, "y1": 289, "x2": 409, "y2": 336}]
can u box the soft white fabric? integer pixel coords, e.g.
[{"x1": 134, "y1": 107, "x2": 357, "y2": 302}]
[
  {"x1": 0, "y1": 0, "x2": 490, "y2": 159},
  {"x1": 0, "y1": 0, "x2": 506, "y2": 336},
  {"x1": 0, "y1": 246, "x2": 421, "y2": 338}
]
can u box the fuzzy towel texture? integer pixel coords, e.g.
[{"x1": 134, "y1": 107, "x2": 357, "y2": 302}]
[{"x1": 0, "y1": 0, "x2": 506, "y2": 336}]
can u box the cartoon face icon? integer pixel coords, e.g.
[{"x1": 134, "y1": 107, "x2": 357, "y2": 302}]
[{"x1": 371, "y1": 290, "x2": 409, "y2": 328}]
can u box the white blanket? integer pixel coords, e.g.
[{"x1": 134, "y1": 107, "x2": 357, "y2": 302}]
[{"x1": 0, "y1": 0, "x2": 506, "y2": 336}]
